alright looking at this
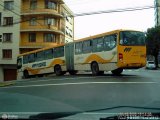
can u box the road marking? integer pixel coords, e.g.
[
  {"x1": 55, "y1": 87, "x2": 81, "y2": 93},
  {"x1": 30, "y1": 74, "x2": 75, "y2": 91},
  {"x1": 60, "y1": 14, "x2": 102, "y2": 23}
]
[
  {"x1": 1, "y1": 81, "x2": 157, "y2": 89},
  {"x1": 16, "y1": 75, "x2": 140, "y2": 84},
  {"x1": 17, "y1": 76, "x2": 100, "y2": 83}
]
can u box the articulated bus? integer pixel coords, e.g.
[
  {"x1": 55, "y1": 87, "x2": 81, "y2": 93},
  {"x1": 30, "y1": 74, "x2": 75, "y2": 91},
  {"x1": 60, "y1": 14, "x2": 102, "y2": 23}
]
[{"x1": 17, "y1": 29, "x2": 146, "y2": 79}]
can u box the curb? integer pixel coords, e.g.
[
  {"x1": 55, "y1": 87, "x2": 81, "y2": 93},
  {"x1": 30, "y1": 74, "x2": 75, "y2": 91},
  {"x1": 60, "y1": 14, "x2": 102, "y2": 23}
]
[{"x1": 0, "y1": 82, "x2": 15, "y2": 87}]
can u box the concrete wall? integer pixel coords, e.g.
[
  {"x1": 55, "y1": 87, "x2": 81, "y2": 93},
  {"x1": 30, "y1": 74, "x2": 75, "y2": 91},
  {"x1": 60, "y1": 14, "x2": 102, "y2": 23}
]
[{"x1": 0, "y1": 0, "x2": 20, "y2": 81}]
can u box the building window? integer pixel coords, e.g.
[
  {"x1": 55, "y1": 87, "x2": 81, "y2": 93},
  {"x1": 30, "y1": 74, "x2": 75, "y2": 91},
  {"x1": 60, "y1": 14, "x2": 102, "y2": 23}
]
[
  {"x1": 3, "y1": 17, "x2": 13, "y2": 26},
  {"x1": 44, "y1": 17, "x2": 56, "y2": 26},
  {"x1": 45, "y1": 0, "x2": 57, "y2": 9},
  {"x1": 44, "y1": 33, "x2": 56, "y2": 42},
  {"x1": 29, "y1": 33, "x2": 36, "y2": 42},
  {"x1": 3, "y1": 49, "x2": 12, "y2": 59},
  {"x1": 4, "y1": 1, "x2": 14, "y2": 10},
  {"x1": 3, "y1": 33, "x2": 12, "y2": 42},
  {"x1": 30, "y1": 0, "x2": 37, "y2": 10},
  {"x1": 30, "y1": 17, "x2": 37, "y2": 26}
]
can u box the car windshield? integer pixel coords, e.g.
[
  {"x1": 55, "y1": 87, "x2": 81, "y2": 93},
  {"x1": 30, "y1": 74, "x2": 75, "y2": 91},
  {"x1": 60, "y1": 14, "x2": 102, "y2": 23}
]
[
  {"x1": 120, "y1": 31, "x2": 146, "y2": 46},
  {"x1": 1, "y1": 0, "x2": 160, "y2": 119}
]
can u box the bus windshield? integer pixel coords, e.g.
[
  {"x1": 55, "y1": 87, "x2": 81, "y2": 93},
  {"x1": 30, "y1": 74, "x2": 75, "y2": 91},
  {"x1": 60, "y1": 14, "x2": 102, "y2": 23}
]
[{"x1": 120, "y1": 31, "x2": 145, "y2": 46}]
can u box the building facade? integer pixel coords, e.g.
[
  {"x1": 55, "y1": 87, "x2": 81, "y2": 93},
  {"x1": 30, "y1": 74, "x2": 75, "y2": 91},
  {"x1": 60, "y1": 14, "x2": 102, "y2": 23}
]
[
  {"x1": 155, "y1": 0, "x2": 160, "y2": 26},
  {"x1": 0, "y1": 0, "x2": 74, "y2": 81},
  {"x1": 20, "y1": 0, "x2": 74, "y2": 53},
  {"x1": 0, "y1": 0, "x2": 20, "y2": 81}
]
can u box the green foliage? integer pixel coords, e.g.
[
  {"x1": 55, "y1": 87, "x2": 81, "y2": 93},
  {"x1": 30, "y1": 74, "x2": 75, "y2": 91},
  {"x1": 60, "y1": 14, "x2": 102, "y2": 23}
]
[{"x1": 146, "y1": 26, "x2": 160, "y2": 67}]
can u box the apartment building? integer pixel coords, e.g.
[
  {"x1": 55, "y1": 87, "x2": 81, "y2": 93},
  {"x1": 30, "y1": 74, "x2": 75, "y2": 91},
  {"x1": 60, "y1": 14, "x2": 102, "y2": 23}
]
[
  {"x1": 20, "y1": 0, "x2": 74, "y2": 53},
  {"x1": 155, "y1": 0, "x2": 160, "y2": 26},
  {"x1": 0, "y1": 0, "x2": 20, "y2": 81},
  {"x1": 0, "y1": 0, "x2": 74, "y2": 81}
]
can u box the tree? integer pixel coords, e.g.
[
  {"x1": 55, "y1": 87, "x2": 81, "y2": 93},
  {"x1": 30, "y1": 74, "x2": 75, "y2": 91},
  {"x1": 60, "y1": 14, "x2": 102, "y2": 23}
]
[{"x1": 146, "y1": 26, "x2": 160, "y2": 68}]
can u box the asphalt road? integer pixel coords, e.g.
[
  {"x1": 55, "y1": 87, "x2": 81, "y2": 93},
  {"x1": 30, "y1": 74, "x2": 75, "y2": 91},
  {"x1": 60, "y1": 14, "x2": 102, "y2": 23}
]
[{"x1": 0, "y1": 69, "x2": 160, "y2": 118}]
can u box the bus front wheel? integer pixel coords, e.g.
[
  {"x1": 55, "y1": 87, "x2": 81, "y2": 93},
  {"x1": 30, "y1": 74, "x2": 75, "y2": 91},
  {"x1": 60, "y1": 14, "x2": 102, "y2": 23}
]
[
  {"x1": 91, "y1": 62, "x2": 99, "y2": 76},
  {"x1": 54, "y1": 65, "x2": 63, "y2": 76},
  {"x1": 111, "y1": 68, "x2": 123, "y2": 75}
]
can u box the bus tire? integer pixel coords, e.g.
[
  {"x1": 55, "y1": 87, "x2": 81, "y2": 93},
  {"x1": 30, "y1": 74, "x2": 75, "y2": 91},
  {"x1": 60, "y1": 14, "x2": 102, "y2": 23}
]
[
  {"x1": 111, "y1": 68, "x2": 123, "y2": 75},
  {"x1": 54, "y1": 65, "x2": 63, "y2": 76},
  {"x1": 91, "y1": 62, "x2": 99, "y2": 76},
  {"x1": 69, "y1": 70, "x2": 78, "y2": 75},
  {"x1": 23, "y1": 70, "x2": 29, "y2": 79}
]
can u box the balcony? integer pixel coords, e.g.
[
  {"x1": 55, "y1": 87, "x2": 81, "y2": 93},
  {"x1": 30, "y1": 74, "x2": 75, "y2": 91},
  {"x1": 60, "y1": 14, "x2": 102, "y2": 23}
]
[
  {"x1": 20, "y1": 24, "x2": 64, "y2": 35},
  {"x1": 19, "y1": 42, "x2": 58, "y2": 49},
  {"x1": 21, "y1": 0, "x2": 64, "y2": 4},
  {"x1": 20, "y1": 32, "x2": 62, "y2": 49},
  {"x1": 21, "y1": 9, "x2": 63, "y2": 18}
]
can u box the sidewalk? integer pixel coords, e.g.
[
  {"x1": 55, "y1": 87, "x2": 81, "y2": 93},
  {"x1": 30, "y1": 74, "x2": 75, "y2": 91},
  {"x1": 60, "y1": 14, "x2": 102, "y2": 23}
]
[{"x1": 0, "y1": 81, "x2": 15, "y2": 87}]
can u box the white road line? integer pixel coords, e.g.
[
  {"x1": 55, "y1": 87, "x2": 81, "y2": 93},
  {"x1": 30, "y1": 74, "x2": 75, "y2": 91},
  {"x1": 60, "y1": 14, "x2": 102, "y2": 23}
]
[
  {"x1": 17, "y1": 76, "x2": 99, "y2": 83},
  {"x1": 16, "y1": 75, "x2": 140, "y2": 84},
  {"x1": 1, "y1": 81, "x2": 157, "y2": 89}
]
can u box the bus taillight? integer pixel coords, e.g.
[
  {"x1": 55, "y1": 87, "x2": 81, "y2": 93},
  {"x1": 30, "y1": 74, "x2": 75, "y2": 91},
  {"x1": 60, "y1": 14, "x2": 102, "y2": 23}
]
[{"x1": 119, "y1": 53, "x2": 123, "y2": 60}]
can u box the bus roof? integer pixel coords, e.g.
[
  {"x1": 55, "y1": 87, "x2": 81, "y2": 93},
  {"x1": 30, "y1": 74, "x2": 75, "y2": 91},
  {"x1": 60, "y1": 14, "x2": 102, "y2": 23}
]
[
  {"x1": 74, "y1": 29, "x2": 143, "y2": 43},
  {"x1": 18, "y1": 29, "x2": 143, "y2": 57},
  {"x1": 18, "y1": 44, "x2": 65, "y2": 57}
]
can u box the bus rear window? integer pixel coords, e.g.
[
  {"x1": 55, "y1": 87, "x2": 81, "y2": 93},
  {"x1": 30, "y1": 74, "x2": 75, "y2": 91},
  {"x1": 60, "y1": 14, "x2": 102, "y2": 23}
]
[{"x1": 120, "y1": 31, "x2": 145, "y2": 46}]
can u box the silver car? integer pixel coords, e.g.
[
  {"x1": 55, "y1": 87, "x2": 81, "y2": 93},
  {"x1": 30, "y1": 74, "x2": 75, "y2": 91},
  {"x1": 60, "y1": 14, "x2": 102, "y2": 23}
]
[{"x1": 146, "y1": 61, "x2": 156, "y2": 69}]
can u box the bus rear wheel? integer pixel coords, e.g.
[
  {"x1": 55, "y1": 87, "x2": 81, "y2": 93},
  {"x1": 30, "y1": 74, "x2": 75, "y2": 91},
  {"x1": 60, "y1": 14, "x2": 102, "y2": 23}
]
[
  {"x1": 54, "y1": 65, "x2": 63, "y2": 76},
  {"x1": 111, "y1": 68, "x2": 123, "y2": 75},
  {"x1": 23, "y1": 70, "x2": 29, "y2": 79},
  {"x1": 91, "y1": 62, "x2": 99, "y2": 76}
]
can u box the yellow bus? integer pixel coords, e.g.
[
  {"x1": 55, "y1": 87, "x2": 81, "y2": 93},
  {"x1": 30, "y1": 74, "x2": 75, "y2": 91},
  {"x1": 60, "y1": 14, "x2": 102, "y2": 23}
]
[
  {"x1": 17, "y1": 44, "x2": 66, "y2": 79},
  {"x1": 66, "y1": 29, "x2": 146, "y2": 75},
  {"x1": 17, "y1": 29, "x2": 146, "y2": 79}
]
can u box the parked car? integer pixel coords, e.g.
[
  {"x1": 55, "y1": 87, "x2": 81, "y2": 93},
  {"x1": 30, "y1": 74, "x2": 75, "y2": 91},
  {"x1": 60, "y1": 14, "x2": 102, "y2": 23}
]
[{"x1": 146, "y1": 61, "x2": 156, "y2": 69}]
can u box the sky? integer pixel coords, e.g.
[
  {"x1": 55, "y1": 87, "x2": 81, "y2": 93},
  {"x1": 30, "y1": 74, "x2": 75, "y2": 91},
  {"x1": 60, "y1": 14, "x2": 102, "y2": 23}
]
[{"x1": 64, "y1": 0, "x2": 155, "y2": 40}]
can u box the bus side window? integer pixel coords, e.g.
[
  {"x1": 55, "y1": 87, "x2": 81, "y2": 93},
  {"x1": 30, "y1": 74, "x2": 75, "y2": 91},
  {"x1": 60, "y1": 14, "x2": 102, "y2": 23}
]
[
  {"x1": 54, "y1": 46, "x2": 64, "y2": 58},
  {"x1": 28, "y1": 53, "x2": 35, "y2": 63},
  {"x1": 36, "y1": 51, "x2": 45, "y2": 62},
  {"x1": 97, "y1": 37, "x2": 104, "y2": 52},
  {"x1": 23, "y1": 55, "x2": 28, "y2": 64},
  {"x1": 110, "y1": 34, "x2": 117, "y2": 48},
  {"x1": 59, "y1": 46, "x2": 64, "y2": 57},
  {"x1": 44, "y1": 49, "x2": 53, "y2": 60},
  {"x1": 104, "y1": 36, "x2": 111, "y2": 51},
  {"x1": 82, "y1": 40, "x2": 92, "y2": 54},
  {"x1": 75, "y1": 42, "x2": 82, "y2": 54},
  {"x1": 104, "y1": 34, "x2": 117, "y2": 51},
  {"x1": 92, "y1": 38, "x2": 97, "y2": 52}
]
